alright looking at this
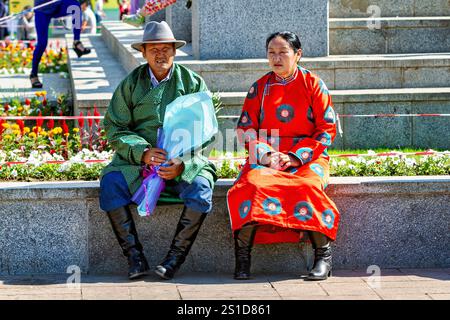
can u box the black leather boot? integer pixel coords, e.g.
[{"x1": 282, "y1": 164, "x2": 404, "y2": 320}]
[
  {"x1": 72, "y1": 40, "x2": 91, "y2": 58},
  {"x1": 155, "y1": 206, "x2": 207, "y2": 280},
  {"x1": 233, "y1": 224, "x2": 257, "y2": 280},
  {"x1": 30, "y1": 73, "x2": 43, "y2": 88},
  {"x1": 107, "y1": 206, "x2": 149, "y2": 280},
  {"x1": 306, "y1": 231, "x2": 332, "y2": 281}
]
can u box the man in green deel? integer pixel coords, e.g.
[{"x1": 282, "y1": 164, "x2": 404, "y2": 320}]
[{"x1": 100, "y1": 21, "x2": 217, "y2": 281}]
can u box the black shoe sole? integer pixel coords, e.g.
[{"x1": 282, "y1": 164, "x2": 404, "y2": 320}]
[
  {"x1": 304, "y1": 270, "x2": 332, "y2": 281},
  {"x1": 73, "y1": 48, "x2": 91, "y2": 58},
  {"x1": 30, "y1": 78, "x2": 43, "y2": 88},
  {"x1": 128, "y1": 270, "x2": 149, "y2": 280},
  {"x1": 154, "y1": 266, "x2": 173, "y2": 280}
]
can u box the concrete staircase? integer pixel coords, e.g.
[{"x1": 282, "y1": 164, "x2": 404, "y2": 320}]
[
  {"x1": 66, "y1": 34, "x2": 127, "y2": 114},
  {"x1": 68, "y1": 1, "x2": 450, "y2": 150}
]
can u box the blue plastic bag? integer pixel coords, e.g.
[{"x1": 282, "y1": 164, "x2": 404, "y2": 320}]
[
  {"x1": 131, "y1": 127, "x2": 166, "y2": 216},
  {"x1": 132, "y1": 91, "x2": 218, "y2": 216},
  {"x1": 162, "y1": 91, "x2": 218, "y2": 160}
]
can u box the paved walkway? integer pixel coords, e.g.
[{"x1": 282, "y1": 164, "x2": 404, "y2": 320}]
[{"x1": 0, "y1": 268, "x2": 449, "y2": 300}]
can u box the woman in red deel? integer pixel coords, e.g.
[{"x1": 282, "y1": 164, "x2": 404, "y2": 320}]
[{"x1": 227, "y1": 31, "x2": 340, "y2": 281}]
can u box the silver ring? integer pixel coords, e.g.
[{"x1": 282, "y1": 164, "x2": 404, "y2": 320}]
[{"x1": 151, "y1": 156, "x2": 154, "y2": 161}]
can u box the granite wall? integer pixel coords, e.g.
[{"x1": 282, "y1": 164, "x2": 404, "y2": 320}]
[
  {"x1": 0, "y1": 177, "x2": 449, "y2": 276},
  {"x1": 192, "y1": 0, "x2": 329, "y2": 59}
]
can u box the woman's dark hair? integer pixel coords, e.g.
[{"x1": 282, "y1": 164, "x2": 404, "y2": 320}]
[{"x1": 266, "y1": 31, "x2": 302, "y2": 52}]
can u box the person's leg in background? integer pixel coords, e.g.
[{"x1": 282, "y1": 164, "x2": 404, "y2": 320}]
[
  {"x1": 30, "y1": 10, "x2": 51, "y2": 88},
  {"x1": 122, "y1": 0, "x2": 178, "y2": 28},
  {"x1": 56, "y1": 0, "x2": 91, "y2": 57}
]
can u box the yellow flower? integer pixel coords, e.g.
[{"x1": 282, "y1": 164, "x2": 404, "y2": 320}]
[
  {"x1": 64, "y1": 133, "x2": 70, "y2": 138},
  {"x1": 3, "y1": 134, "x2": 12, "y2": 140},
  {"x1": 40, "y1": 131, "x2": 48, "y2": 137},
  {"x1": 11, "y1": 124, "x2": 19, "y2": 130},
  {"x1": 24, "y1": 127, "x2": 31, "y2": 133},
  {"x1": 72, "y1": 128, "x2": 80, "y2": 133},
  {"x1": 29, "y1": 132, "x2": 37, "y2": 139},
  {"x1": 53, "y1": 127, "x2": 63, "y2": 135},
  {"x1": 12, "y1": 130, "x2": 21, "y2": 136},
  {"x1": 1, "y1": 123, "x2": 10, "y2": 129},
  {"x1": 17, "y1": 106, "x2": 23, "y2": 112}
]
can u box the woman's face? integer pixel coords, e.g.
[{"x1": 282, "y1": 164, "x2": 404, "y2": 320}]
[{"x1": 267, "y1": 36, "x2": 302, "y2": 78}]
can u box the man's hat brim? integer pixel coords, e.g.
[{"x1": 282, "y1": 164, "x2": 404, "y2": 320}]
[{"x1": 131, "y1": 40, "x2": 186, "y2": 52}]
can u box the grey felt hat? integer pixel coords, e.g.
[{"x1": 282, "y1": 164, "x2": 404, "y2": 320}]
[{"x1": 131, "y1": 21, "x2": 186, "y2": 52}]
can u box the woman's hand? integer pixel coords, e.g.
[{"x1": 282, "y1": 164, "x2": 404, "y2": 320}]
[
  {"x1": 157, "y1": 158, "x2": 185, "y2": 180},
  {"x1": 278, "y1": 153, "x2": 302, "y2": 170},
  {"x1": 260, "y1": 152, "x2": 301, "y2": 170}
]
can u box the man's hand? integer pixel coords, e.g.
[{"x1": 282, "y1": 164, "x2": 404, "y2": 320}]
[
  {"x1": 157, "y1": 158, "x2": 185, "y2": 180},
  {"x1": 142, "y1": 148, "x2": 167, "y2": 166}
]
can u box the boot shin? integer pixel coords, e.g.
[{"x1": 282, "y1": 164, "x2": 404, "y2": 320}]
[{"x1": 234, "y1": 224, "x2": 257, "y2": 280}]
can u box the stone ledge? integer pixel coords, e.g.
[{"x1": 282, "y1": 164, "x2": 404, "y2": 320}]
[
  {"x1": 220, "y1": 88, "x2": 450, "y2": 106},
  {"x1": 330, "y1": 16, "x2": 450, "y2": 25},
  {"x1": 0, "y1": 176, "x2": 449, "y2": 275},
  {"x1": 1, "y1": 176, "x2": 450, "y2": 198},
  {"x1": 329, "y1": 0, "x2": 450, "y2": 18}
]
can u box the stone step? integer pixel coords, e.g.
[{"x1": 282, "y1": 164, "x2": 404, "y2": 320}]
[
  {"x1": 330, "y1": 17, "x2": 450, "y2": 55},
  {"x1": 215, "y1": 88, "x2": 450, "y2": 150},
  {"x1": 183, "y1": 53, "x2": 450, "y2": 92},
  {"x1": 0, "y1": 73, "x2": 71, "y2": 106},
  {"x1": 66, "y1": 34, "x2": 127, "y2": 115},
  {"x1": 330, "y1": 0, "x2": 450, "y2": 18},
  {"x1": 101, "y1": 22, "x2": 450, "y2": 92}
]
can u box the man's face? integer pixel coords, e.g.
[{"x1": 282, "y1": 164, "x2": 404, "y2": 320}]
[
  {"x1": 81, "y1": 3, "x2": 88, "y2": 11},
  {"x1": 143, "y1": 43, "x2": 176, "y2": 76}
]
